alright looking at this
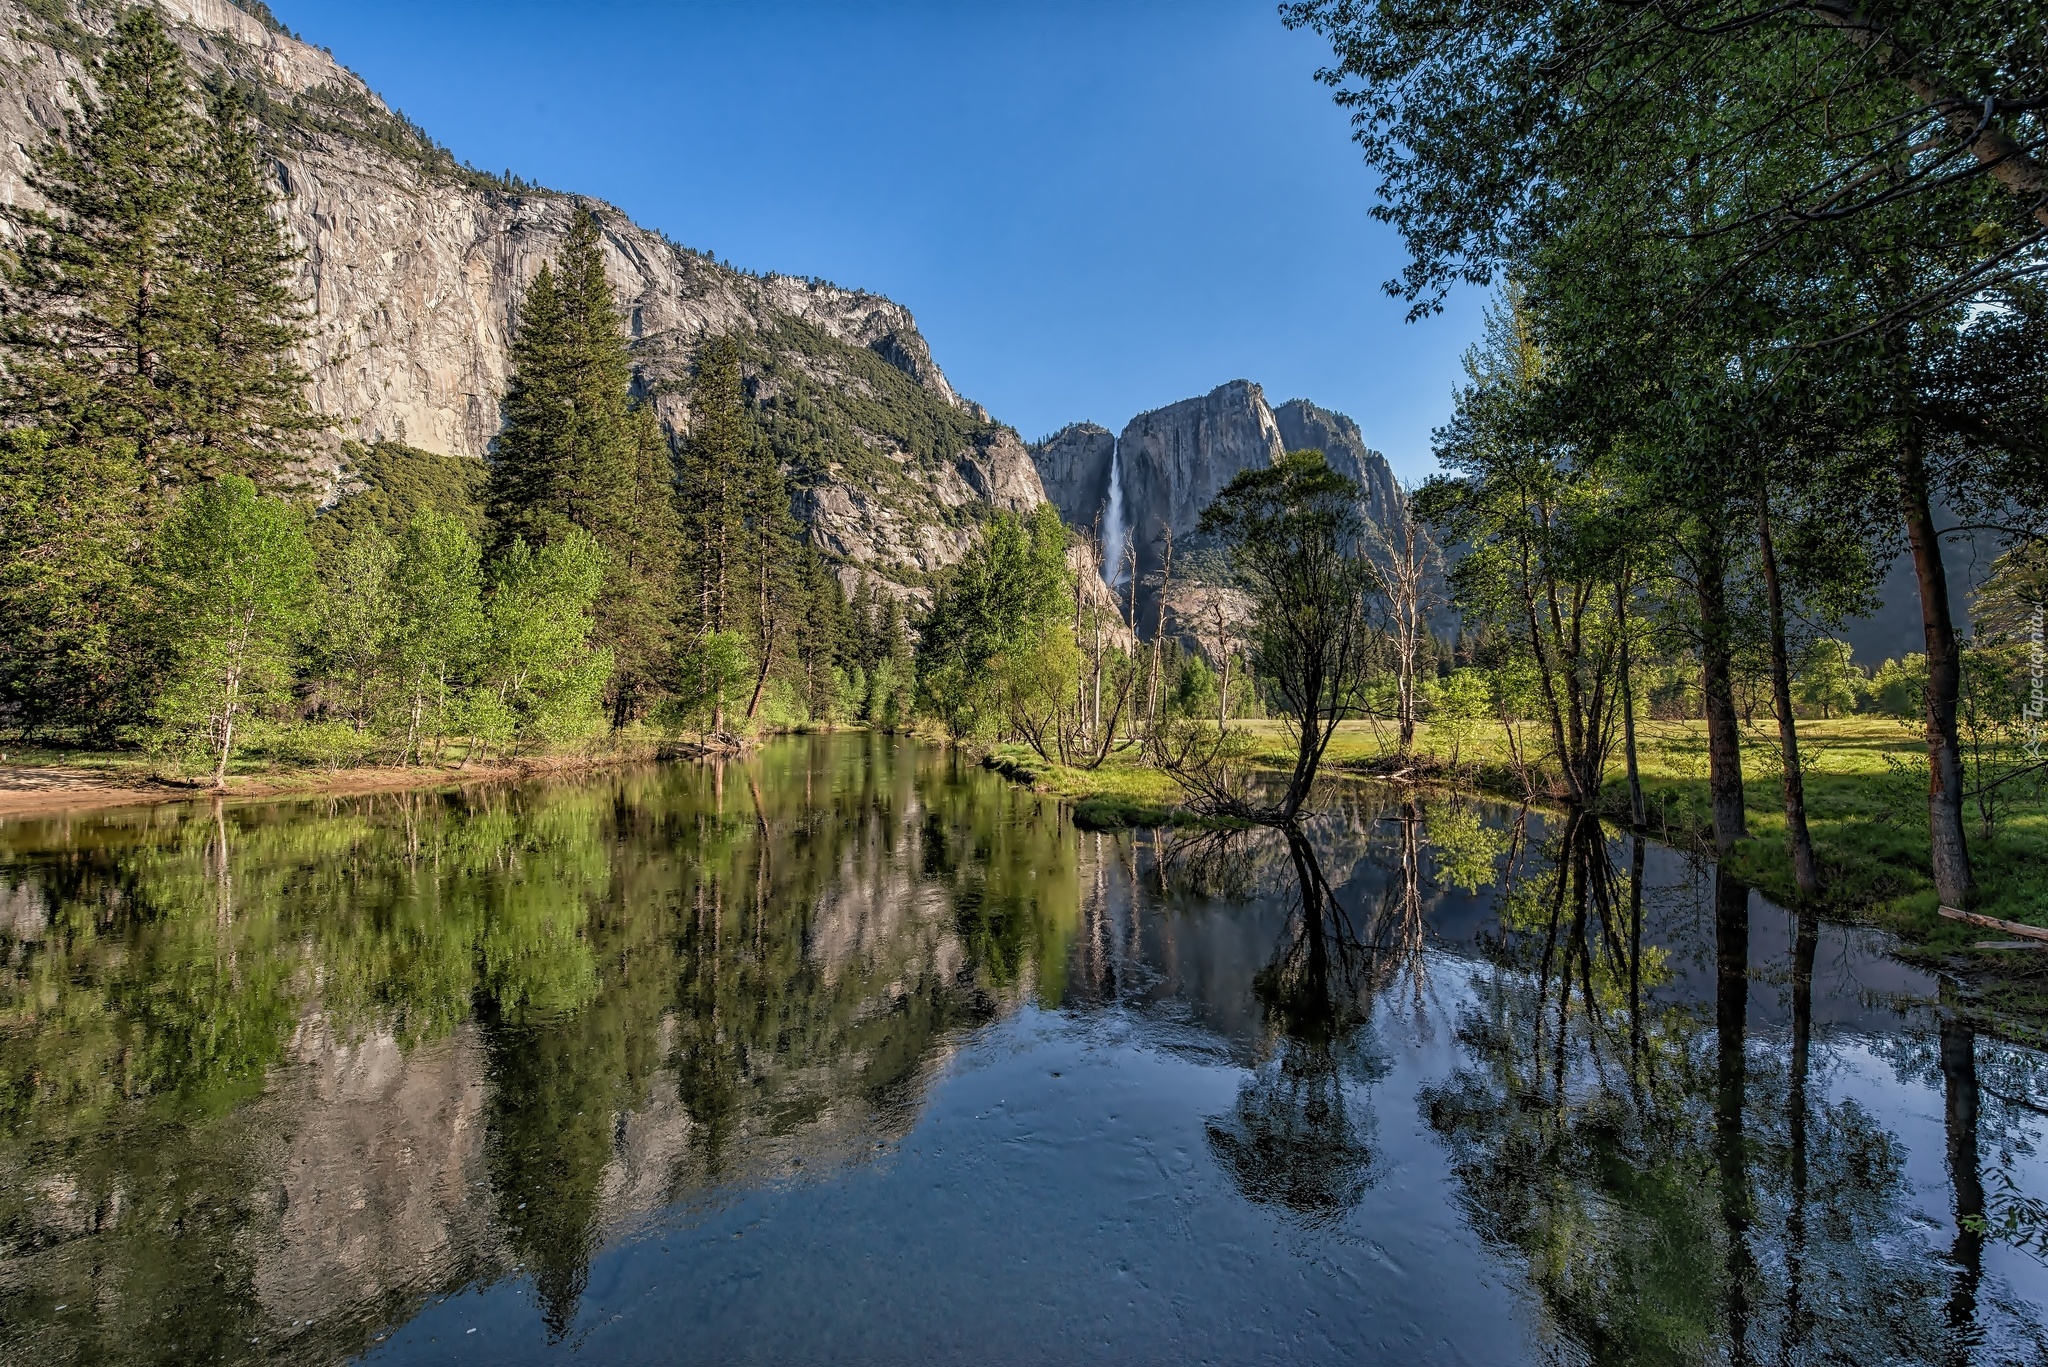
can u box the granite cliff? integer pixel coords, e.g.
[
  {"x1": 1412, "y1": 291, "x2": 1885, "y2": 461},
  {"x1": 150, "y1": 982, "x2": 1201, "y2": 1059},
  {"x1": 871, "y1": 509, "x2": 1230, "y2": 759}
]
[
  {"x1": 1032, "y1": 381, "x2": 1418, "y2": 636},
  {"x1": 0, "y1": 0, "x2": 1042, "y2": 600}
]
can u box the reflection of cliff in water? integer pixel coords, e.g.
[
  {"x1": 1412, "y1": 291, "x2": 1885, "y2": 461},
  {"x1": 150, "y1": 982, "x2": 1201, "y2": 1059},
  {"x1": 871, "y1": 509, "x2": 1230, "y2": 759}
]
[{"x1": 0, "y1": 737, "x2": 1080, "y2": 1363}]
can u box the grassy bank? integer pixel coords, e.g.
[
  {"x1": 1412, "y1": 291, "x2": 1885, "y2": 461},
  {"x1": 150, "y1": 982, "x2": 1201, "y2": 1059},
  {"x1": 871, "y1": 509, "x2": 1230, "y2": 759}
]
[{"x1": 974, "y1": 718, "x2": 2046, "y2": 1020}]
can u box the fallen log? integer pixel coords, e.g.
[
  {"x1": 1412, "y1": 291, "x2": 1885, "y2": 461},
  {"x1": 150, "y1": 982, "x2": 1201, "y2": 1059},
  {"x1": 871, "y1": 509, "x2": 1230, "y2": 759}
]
[{"x1": 1939, "y1": 906, "x2": 2048, "y2": 944}]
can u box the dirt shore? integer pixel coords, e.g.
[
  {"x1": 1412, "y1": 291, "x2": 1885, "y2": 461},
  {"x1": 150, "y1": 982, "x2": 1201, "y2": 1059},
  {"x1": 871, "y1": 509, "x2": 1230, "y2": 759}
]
[{"x1": 0, "y1": 752, "x2": 664, "y2": 819}]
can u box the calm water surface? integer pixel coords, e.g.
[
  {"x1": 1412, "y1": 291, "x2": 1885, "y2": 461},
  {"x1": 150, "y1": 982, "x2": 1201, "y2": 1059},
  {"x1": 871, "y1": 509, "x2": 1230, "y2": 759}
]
[{"x1": 1, "y1": 735, "x2": 2044, "y2": 1365}]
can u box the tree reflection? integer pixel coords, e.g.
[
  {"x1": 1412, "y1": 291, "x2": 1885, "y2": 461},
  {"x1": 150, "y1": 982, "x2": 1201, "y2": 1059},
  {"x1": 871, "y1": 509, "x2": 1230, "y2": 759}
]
[
  {"x1": 1205, "y1": 829, "x2": 1392, "y2": 1225},
  {"x1": 0, "y1": 737, "x2": 1083, "y2": 1361},
  {"x1": 1422, "y1": 813, "x2": 2017, "y2": 1362}
]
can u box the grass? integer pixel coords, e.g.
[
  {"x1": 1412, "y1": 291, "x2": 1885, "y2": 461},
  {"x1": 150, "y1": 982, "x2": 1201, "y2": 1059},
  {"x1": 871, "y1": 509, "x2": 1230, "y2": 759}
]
[
  {"x1": 973, "y1": 716, "x2": 2046, "y2": 1021},
  {"x1": 1228, "y1": 713, "x2": 2048, "y2": 1023}
]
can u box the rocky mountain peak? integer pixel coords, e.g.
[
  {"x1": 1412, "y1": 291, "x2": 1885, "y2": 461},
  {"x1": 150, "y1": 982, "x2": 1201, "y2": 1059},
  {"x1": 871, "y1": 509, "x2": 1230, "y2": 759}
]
[
  {"x1": 1032, "y1": 381, "x2": 1416, "y2": 636},
  {"x1": 0, "y1": 0, "x2": 1023, "y2": 602}
]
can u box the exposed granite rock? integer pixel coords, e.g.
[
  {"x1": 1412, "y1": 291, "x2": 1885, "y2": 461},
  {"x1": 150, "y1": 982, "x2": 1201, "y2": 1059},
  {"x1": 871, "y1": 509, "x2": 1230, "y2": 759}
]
[
  {"x1": 0, "y1": 0, "x2": 1025, "y2": 600},
  {"x1": 1272, "y1": 398, "x2": 1401, "y2": 530},
  {"x1": 1029, "y1": 422, "x2": 1117, "y2": 533},
  {"x1": 1113, "y1": 380, "x2": 1286, "y2": 631}
]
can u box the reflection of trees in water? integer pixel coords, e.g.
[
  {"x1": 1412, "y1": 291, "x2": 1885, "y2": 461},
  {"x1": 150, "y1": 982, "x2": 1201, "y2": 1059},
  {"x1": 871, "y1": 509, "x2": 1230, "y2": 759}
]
[
  {"x1": 1422, "y1": 812, "x2": 2048, "y2": 1362},
  {"x1": 0, "y1": 738, "x2": 1085, "y2": 1361},
  {"x1": 1205, "y1": 830, "x2": 1389, "y2": 1224}
]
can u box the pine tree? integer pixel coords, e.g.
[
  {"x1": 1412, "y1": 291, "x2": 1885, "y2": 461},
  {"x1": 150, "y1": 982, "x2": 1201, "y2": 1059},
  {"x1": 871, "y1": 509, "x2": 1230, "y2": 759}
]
[
  {"x1": 793, "y1": 549, "x2": 852, "y2": 722},
  {"x1": 174, "y1": 84, "x2": 322, "y2": 484},
  {"x1": 739, "y1": 427, "x2": 802, "y2": 720},
  {"x1": 677, "y1": 335, "x2": 752, "y2": 638},
  {"x1": 487, "y1": 208, "x2": 681, "y2": 723},
  {"x1": 1, "y1": 9, "x2": 200, "y2": 486},
  {"x1": 0, "y1": 13, "x2": 327, "y2": 736}
]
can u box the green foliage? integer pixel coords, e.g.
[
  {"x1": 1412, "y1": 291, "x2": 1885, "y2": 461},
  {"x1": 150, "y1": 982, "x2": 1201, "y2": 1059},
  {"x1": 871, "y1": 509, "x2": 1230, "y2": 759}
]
[
  {"x1": 917, "y1": 503, "x2": 1073, "y2": 738},
  {"x1": 489, "y1": 209, "x2": 679, "y2": 719},
  {"x1": 150, "y1": 476, "x2": 316, "y2": 782},
  {"x1": 311, "y1": 442, "x2": 487, "y2": 555},
  {"x1": 671, "y1": 630, "x2": 755, "y2": 736},
  {"x1": 387, "y1": 510, "x2": 484, "y2": 760},
  {"x1": 1426, "y1": 667, "x2": 1493, "y2": 766},
  {"x1": 1794, "y1": 638, "x2": 1862, "y2": 720},
  {"x1": 1195, "y1": 448, "x2": 1377, "y2": 822},
  {"x1": 474, "y1": 531, "x2": 611, "y2": 750},
  {"x1": 1867, "y1": 655, "x2": 1929, "y2": 720},
  {"x1": 741, "y1": 316, "x2": 998, "y2": 489},
  {"x1": 1, "y1": 11, "x2": 319, "y2": 492},
  {"x1": 0, "y1": 426, "x2": 148, "y2": 733}
]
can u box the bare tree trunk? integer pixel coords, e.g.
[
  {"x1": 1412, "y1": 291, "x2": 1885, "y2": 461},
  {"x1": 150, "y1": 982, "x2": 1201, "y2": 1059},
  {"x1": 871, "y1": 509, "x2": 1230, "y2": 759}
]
[
  {"x1": 1617, "y1": 580, "x2": 1645, "y2": 828},
  {"x1": 1899, "y1": 433, "x2": 1976, "y2": 908},
  {"x1": 1756, "y1": 487, "x2": 1820, "y2": 896},
  {"x1": 1697, "y1": 534, "x2": 1749, "y2": 853}
]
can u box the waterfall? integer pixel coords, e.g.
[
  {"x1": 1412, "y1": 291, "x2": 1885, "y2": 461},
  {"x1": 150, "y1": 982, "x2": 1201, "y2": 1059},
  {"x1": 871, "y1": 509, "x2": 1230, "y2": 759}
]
[{"x1": 1100, "y1": 438, "x2": 1132, "y2": 588}]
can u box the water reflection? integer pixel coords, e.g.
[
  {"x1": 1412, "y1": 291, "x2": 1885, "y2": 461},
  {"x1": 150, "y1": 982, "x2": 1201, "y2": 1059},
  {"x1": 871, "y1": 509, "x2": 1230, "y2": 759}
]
[{"x1": 0, "y1": 737, "x2": 2042, "y2": 1365}]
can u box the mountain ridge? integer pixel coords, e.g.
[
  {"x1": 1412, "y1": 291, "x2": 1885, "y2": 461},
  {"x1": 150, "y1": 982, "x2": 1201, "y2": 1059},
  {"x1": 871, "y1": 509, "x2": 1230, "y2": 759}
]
[{"x1": 0, "y1": 0, "x2": 1038, "y2": 601}]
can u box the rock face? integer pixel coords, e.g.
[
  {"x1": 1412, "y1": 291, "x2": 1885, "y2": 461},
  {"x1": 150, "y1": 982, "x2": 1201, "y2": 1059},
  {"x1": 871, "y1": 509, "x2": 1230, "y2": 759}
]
[
  {"x1": 1272, "y1": 398, "x2": 1402, "y2": 531},
  {"x1": 1028, "y1": 422, "x2": 1117, "y2": 533},
  {"x1": 1114, "y1": 380, "x2": 1286, "y2": 626},
  {"x1": 1034, "y1": 382, "x2": 1418, "y2": 636},
  {"x1": 0, "y1": 0, "x2": 1041, "y2": 598}
]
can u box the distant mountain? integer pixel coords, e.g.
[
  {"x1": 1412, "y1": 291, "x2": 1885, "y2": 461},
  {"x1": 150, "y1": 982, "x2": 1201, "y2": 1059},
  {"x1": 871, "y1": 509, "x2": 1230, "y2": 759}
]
[
  {"x1": 0, "y1": 0, "x2": 1046, "y2": 603},
  {"x1": 1031, "y1": 382, "x2": 1427, "y2": 636}
]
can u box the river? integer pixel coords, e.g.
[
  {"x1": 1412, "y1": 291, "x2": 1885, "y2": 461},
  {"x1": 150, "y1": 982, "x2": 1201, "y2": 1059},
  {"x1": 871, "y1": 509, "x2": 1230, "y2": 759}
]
[{"x1": 1, "y1": 734, "x2": 2043, "y2": 1364}]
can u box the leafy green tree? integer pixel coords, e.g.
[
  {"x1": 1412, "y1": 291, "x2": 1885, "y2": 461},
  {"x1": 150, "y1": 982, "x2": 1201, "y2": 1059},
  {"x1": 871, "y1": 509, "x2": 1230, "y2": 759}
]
[
  {"x1": 673, "y1": 629, "x2": 754, "y2": 738},
  {"x1": 1192, "y1": 449, "x2": 1379, "y2": 824},
  {"x1": 1419, "y1": 291, "x2": 1631, "y2": 809},
  {"x1": 1795, "y1": 639, "x2": 1863, "y2": 719},
  {"x1": 917, "y1": 504, "x2": 1072, "y2": 739},
  {"x1": 487, "y1": 209, "x2": 679, "y2": 724},
  {"x1": 1284, "y1": 0, "x2": 2047, "y2": 907},
  {"x1": 313, "y1": 524, "x2": 398, "y2": 736},
  {"x1": 388, "y1": 510, "x2": 483, "y2": 763},
  {"x1": 151, "y1": 476, "x2": 316, "y2": 785},
  {"x1": 0, "y1": 427, "x2": 147, "y2": 734},
  {"x1": 476, "y1": 531, "x2": 611, "y2": 753}
]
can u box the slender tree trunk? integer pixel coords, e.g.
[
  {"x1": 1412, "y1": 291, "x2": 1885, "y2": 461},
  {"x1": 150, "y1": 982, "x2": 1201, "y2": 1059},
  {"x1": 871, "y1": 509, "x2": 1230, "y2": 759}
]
[
  {"x1": 1218, "y1": 644, "x2": 1232, "y2": 729},
  {"x1": 212, "y1": 671, "x2": 239, "y2": 790},
  {"x1": 1617, "y1": 581, "x2": 1645, "y2": 827},
  {"x1": 1941, "y1": 1005, "x2": 1984, "y2": 1341},
  {"x1": 747, "y1": 616, "x2": 776, "y2": 721},
  {"x1": 1898, "y1": 434, "x2": 1976, "y2": 908},
  {"x1": 1697, "y1": 532, "x2": 1749, "y2": 852},
  {"x1": 1714, "y1": 866, "x2": 1753, "y2": 1363},
  {"x1": 1756, "y1": 487, "x2": 1820, "y2": 896}
]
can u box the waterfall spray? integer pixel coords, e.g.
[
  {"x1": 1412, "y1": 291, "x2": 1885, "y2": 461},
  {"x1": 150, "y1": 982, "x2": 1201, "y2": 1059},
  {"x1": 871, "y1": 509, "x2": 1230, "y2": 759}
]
[{"x1": 1101, "y1": 438, "x2": 1132, "y2": 588}]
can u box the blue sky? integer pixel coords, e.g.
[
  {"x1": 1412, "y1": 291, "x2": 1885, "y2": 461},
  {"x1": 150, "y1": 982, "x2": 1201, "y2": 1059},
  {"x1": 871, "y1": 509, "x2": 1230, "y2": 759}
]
[{"x1": 277, "y1": 0, "x2": 1481, "y2": 482}]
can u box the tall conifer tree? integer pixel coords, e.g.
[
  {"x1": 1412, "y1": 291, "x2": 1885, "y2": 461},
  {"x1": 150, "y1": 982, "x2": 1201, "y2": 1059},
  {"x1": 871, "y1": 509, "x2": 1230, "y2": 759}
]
[
  {"x1": 1, "y1": 11, "x2": 317, "y2": 730},
  {"x1": 676, "y1": 335, "x2": 750, "y2": 636},
  {"x1": 2, "y1": 9, "x2": 198, "y2": 483},
  {"x1": 487, "y1": 208, "x2": 681, "y2": 723},
  {"x1": 175, "y1": 84, "x2": 322, "y2": 484}
]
